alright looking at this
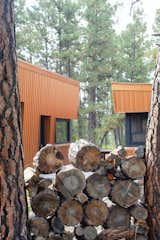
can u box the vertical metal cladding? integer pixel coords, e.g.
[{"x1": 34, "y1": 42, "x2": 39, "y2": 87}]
[{"x1": 18, "y1": 60, "x2": 80, "y2": 167}]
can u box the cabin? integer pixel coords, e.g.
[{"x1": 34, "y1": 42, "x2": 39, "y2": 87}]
[
  {"x1": 18, "y1": 60, "x2": 80, "y2": 167},
  {"x1": 112, "y1": 82, "x2": 152, "y2": 147}
]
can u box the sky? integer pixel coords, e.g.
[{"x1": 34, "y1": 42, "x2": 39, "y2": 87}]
[{"x1": 26, "y1": 0, "x2": 160, "y2": 34}]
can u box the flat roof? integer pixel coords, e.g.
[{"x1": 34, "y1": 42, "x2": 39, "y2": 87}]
[{"x1": 112, "y1": 82, "x2": 152, "y2": 113}]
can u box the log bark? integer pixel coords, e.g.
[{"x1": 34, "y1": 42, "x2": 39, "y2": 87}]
[
  {"x1": 58, "y1": 200, "x2": 83, "y2": 226},
  {"x1": 111, "y1": 180, "x2": 140, "y2": 208},
  {"x1": 55, "y1": 165, "x2": 86, "y2": 199},
  {"x1": 110, "y1": 145, "x2": 126, "y2": 158},
  {"x1": 33, "y1": 144, "x2": 63, "y2": 173},
  {"x1": 24, "y1": 167, "x2": 40, "y2": 198},
  {"x1": 135, "y1": 146, "x2": 145, "y2": 159},
  {"x1": 76, "y1": 192, "x2": 88, "y2": 204},
  {"x1": 31, "y1": 189, "x2": 59, "y2": 218},
  {"x1": 68, "y1": 139, "x2": 101, "y2": 171},
  {"x1": 121, "y1": 157, "x2": 146, "y2": 179},
  {"x1": 29, "y1": 216, "x2": 49, "y2": 237},
  {"x1": 106, "y1": 205, "x2": 130, "y2": 228},
  {"x1": 37, "y1": 179, "x2": 52, "y2": 192},
  {"x1": 85, "y1": 199, "x2": 109, "y2": 226},
  {"x1": 86, "y1": 173, "x2": 111, "y2": 199},
  {"x1": 0, "y1": 1, "x2": 29, "y2": 239},
  {"x1": 83, "y1": 226, "x2": 97, "y2": 240},
  {"x1": 130, "y1": 205, "x2": 148, "y2": 220},
  {"x1": 50, "y1": 217, "x2": 64, "y2": 234},
  {"x1": 102, "y1": 226, "x2": 135, "y2": 240},
  {"x1": 145, "y1": 50, "x2": 160, "y2": 239}
]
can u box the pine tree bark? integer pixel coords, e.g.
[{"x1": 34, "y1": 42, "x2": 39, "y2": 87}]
[
  {"x1": 0, "y1": 1, "x2": 29, "y2": 239},
  {"x1": 145, "y1": 50, "x2": 160, "y2": 239}
]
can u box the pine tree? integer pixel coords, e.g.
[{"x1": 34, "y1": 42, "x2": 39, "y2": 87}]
[
  {"x1": 80, "y1": 0, "x2": 117, "y2": 143},
  {"x1": 118, "y1": 7, "x2": 153, "y2": 82}
]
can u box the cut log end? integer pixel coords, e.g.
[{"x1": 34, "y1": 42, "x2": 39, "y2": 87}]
[
  {"x1": 69, "y1": 140, "x2": 101, "y2": 171},
  {"x1": 58, "y1": 200, "x2": 83, "y2": 226},
  {"x1": 31, "y1": 189, "x2": 59, "y2": 218},
  {"x1": 85, "y1": 200, "x2": 109, "y2": 226},
  {"x1": 106, "y1": 205, "x2": 130, "y2": 228},
  {"x1": 130, "y1": 205, "x2": 148, "y2": 220},
  {"x1": 56, "y1": 166, "x2": 86, "y2": 199},
  {"x1": 29, "y1": 216, "x2": 49, "y2": 237},
  {"x1": 34, "y1": 144, "x2": 63, "y2": 173},
  {"x1": 121, "y1": 157, "x2": 146, "y2": 179},
  {"x1": 86, "y1": 173, "x2": 111, "y2": 199},
  {"x1": 111, "y1": 180, "x2": 140, "y2": 208}
]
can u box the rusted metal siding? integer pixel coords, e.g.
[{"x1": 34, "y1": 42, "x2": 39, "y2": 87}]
[
  {"x1": 112, "y1": 82, "x2": 152, "y2": 113},
  {"x1": 18, "y1": 60, "x2": 79, "y2": 167}
]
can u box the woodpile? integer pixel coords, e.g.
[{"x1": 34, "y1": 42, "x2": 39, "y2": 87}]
[{"x1": 25, "y1": 141, "x2": 148, "y2": 240}]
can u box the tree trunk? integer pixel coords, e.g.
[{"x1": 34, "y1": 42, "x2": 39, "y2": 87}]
[
  {"x1": 88, "y1": 87, "x2": 96, "y2": 143},
  {"x1": 0, "y1": 1, "x2": 29, "y2": 239},
  {"x1": 145, "y1": 50, "x2": 160, "y2": 239}
]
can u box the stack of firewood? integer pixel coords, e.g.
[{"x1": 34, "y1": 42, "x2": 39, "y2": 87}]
[{"x1": 25, "y1": 140, "x2": 148, "y2": 240}]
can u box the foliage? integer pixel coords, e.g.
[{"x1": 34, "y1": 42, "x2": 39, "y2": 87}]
[{"x1": 15, "y1": 0, "x2": 156, "y2": 146}]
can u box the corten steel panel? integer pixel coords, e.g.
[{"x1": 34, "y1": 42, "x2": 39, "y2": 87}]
[
  {"x1": 112, "y1": 82, "x2": 152, "y2": 113},
  {"x1": 18, "y1": 60, "x2": 80, "y2": 167}
]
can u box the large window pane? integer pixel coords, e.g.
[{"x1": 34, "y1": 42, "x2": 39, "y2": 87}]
[{"x1": 55, "y1": 118, "x2": 71, "y2": 144}]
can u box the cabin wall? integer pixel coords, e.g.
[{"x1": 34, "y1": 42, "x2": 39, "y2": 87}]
[{"x1": 18, "y1": 60, "x2": 79, "y2": 167}]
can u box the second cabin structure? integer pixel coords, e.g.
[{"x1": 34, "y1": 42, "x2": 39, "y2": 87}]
[
  {"x1": 112, "y1": 82, "x2": 152, "y2": 147},
  {"x1": 18, "y1": 60, "x2": 80, "y2": 167}
]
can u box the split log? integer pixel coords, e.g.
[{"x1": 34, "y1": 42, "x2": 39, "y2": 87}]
[
  {"x1": 133, "y1": 234, "x2": 148, "y2": 240},
  {"x1": 111, "y1": 180, "x2": 140, "y2": 208},
  {"x1": 106, "y1": 205, "x2": 130, "y2": 228},
  {"x1": 102, "y1": 226, "x2": 134, "y2": 240},
  {"x1": 121, "y1": 157, "x2": 146, "y2": 179},
  {"x1": 29, "y1": 216, "x2": 49, "y2": 237},
  {"x1": 86, "y1": 173, "x2": 111, "y2": 199},
  {"x1": 83, "y1": 226, "x2": 97, "y2": 240},
  {"x1": 130, "y1": 205, "x2": 148, "y2": 220},
  {"x1": 135, "y1": 146, "x2": 145, "y2": 158},
  {"x1": 34, "y1": 237, "x2": 46, "y2": 240},
  {"x1": 24, "y1": 167, "x2": 39, "y2": 198},
  {"x1": 58, "y1": 200, "x2": 83, "y2": 226},
  {"x1": 62, "y1": 232, "x2": 74, "y2": 240},
  {"x1": 55, "y1": 165, "x2": 86, "y2": 199},
  {"x1": 85, "y1": 200, "x2": 109, "y2": 226},
  {"x1": 33, "y1": 144, "x2": 63, "y2": 173},
  {"x1": 75, "y1": 226, "x2": 97, "y2": 240},
  {"x1": 37, "y1": 179, "x2": 52, "y2": 192},
  {"x1": 135, "y1": 221, "x2": 149, "y2": 236},
  {"x1": 111, "y1": 146, "x2": 126, "y2": 158},
  {"x1": 48, "y1": 233, "x2": 63, "y2": 240},
  {"x1": 50, "y1": 217, "x2": 64, "y2": 234},
  {"x1": 31, "y1": 189, "x2": 59, "y2": 218},
  {"x1": 75, "y1": 226, "x2": 84, "y2": 238},
  {"x1": 76, "y1": 192, "x2": 88, "y2": 204},
  {"x1": 68, "y1": 139, "x2": 101, "y2": 171}
]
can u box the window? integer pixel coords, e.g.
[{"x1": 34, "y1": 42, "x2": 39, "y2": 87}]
[
  {"x1": 40, "y1": 116, "x2": 51, "y2": 148},
  {"x1": 55, "y1": 118, "x2": 71, "y2": 144},
  {"x1": 126, "y1": 113, "x2": 148, "y2": 146}
]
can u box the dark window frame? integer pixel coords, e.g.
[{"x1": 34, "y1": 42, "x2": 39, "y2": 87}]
[
  {"x1": 125, "y1": 112, "x2": 148, "y2": 146},
  {"x1": 55, "y1": 118, "x2": 71, "y2": 144}
]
